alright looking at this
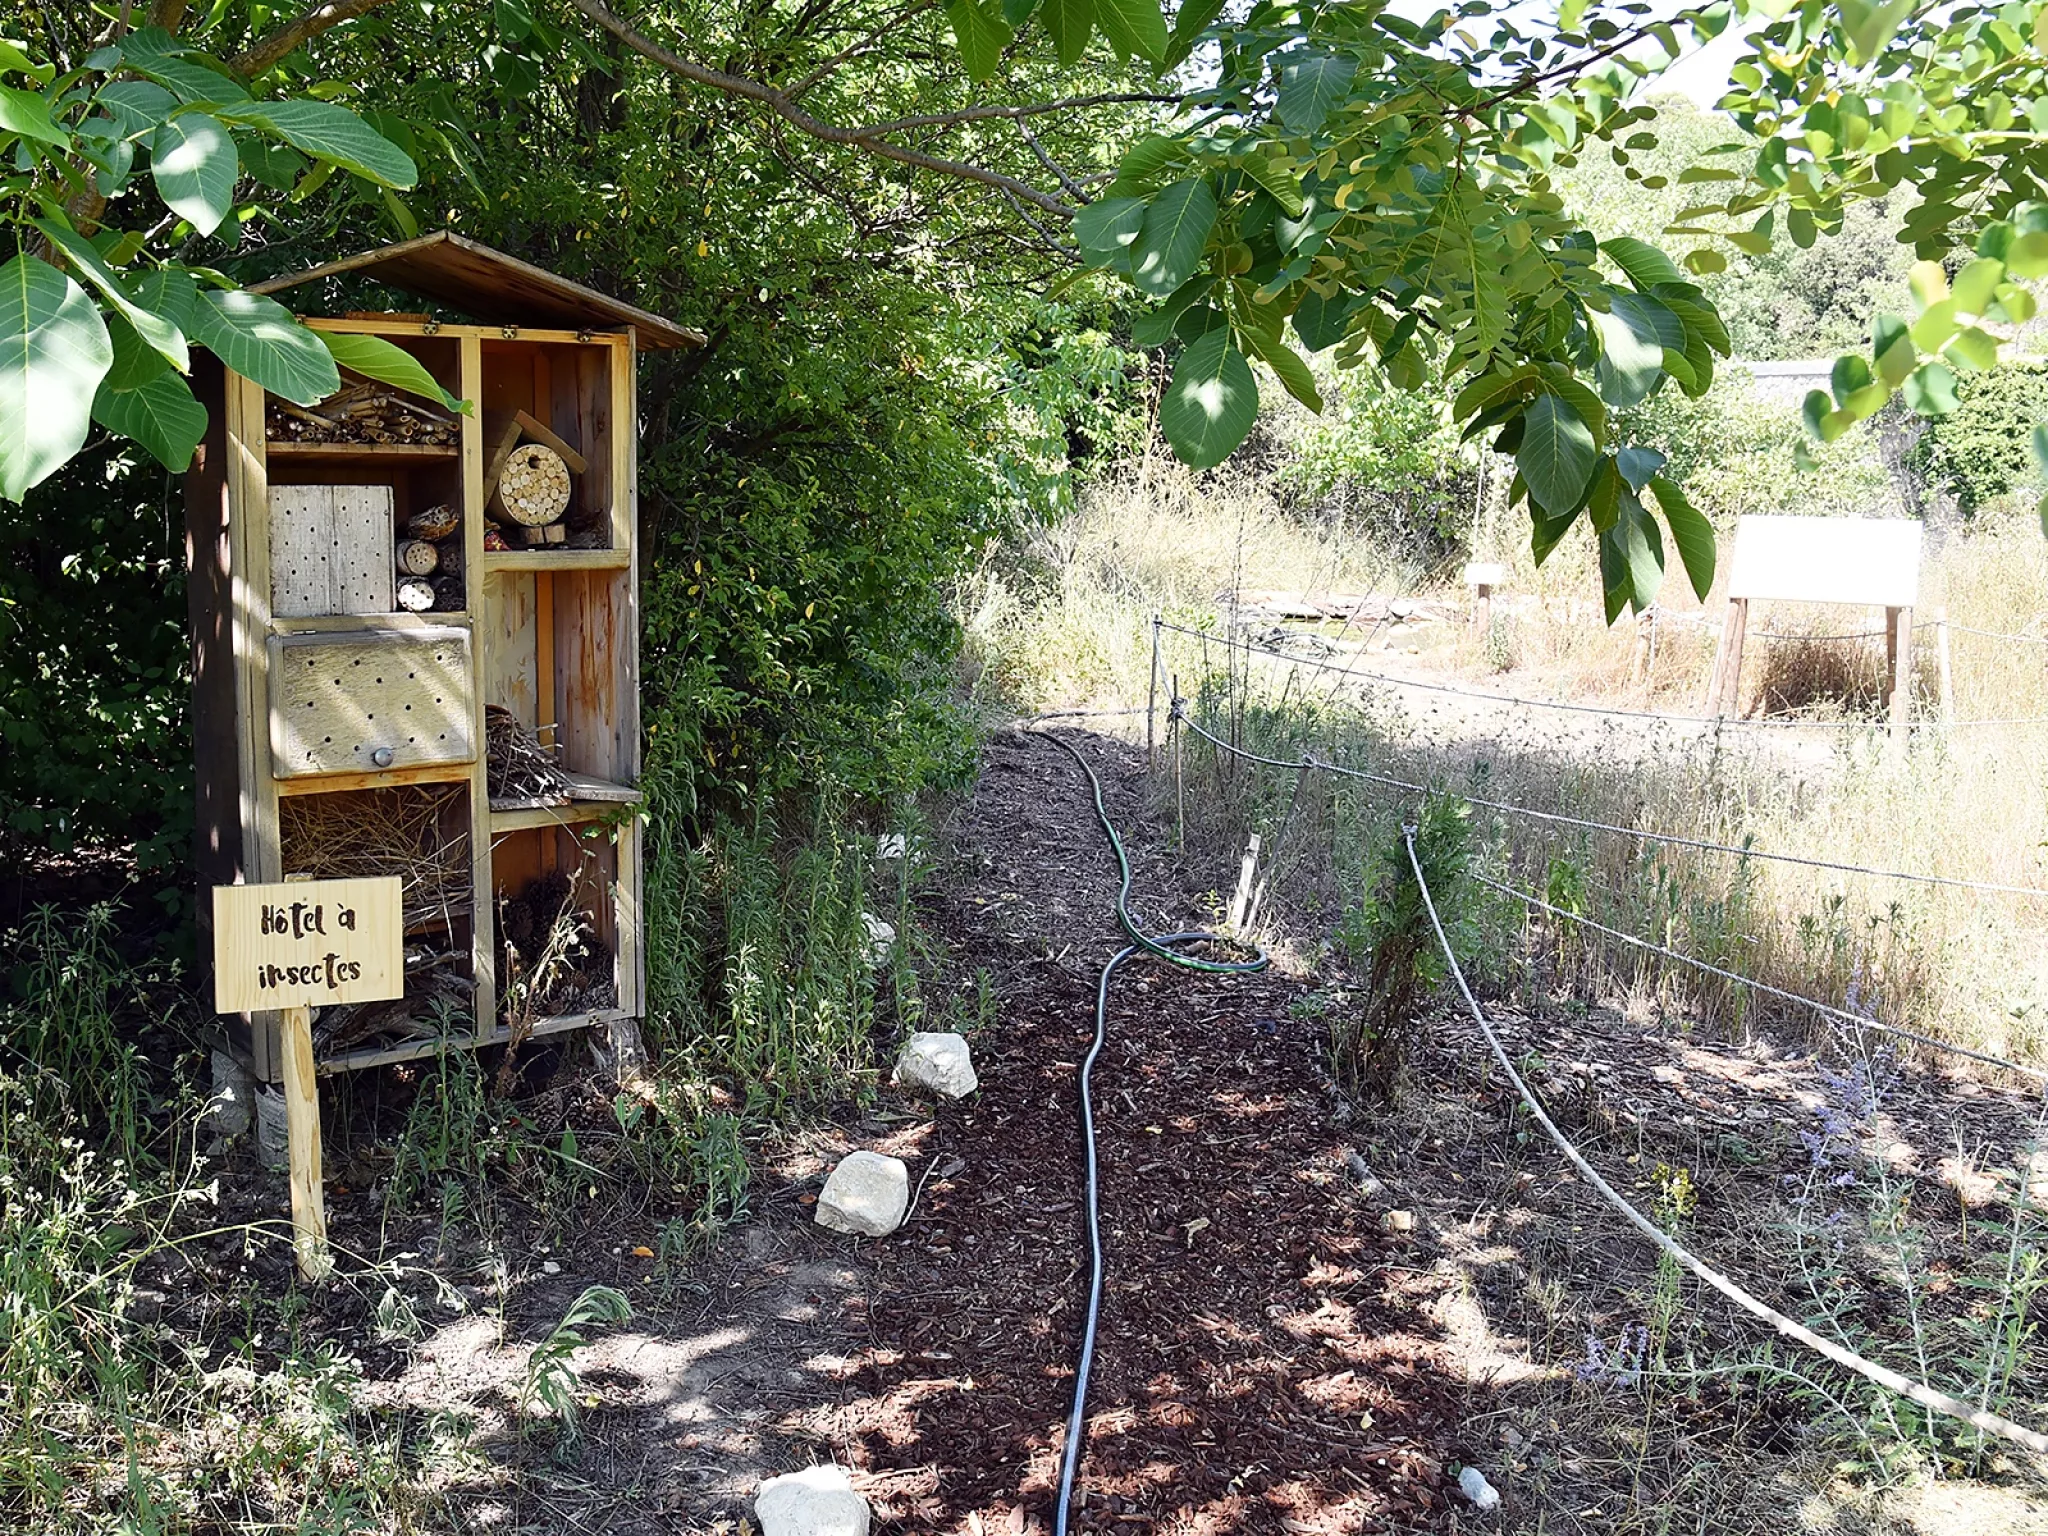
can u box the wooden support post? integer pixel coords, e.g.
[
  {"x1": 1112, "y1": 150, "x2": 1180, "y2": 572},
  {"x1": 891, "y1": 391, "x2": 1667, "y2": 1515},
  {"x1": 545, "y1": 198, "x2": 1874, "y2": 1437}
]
[
  {"x1": 1936, "y1": 610, "x2": 1954, "y2": 729},
  {"x1": 1172, "y1": 672, "x2": 1185, "y2": 852},
  {"x1": 1147, "y1": 614, "x2": 1161, "y2": 772},
  {"x1": 1706, "y1": 597, "x2": 1749, "y2": 718},
  {"x1": 1887, "y1": 605, "x2": 1913, "y2": 742},
  {"x1": 1228, "y1": 833, "x2": 1262, "y2": 930},
  {"x1": 1246, "y1": 760, "x2": 1313, "y2": 931},
  {"x1": 279, "y1": 1002, "x2": 332, "y2": 1282}
]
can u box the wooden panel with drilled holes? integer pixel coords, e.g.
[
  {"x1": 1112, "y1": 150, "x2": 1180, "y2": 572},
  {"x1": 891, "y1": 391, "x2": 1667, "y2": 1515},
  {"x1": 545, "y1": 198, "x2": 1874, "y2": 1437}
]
[
  {"x1": 333, "y1": 486, "x2": 394, "y2": 613},
  {"x1": 269, "y1": 626, "x2": 474, "y2": 778},
  {"x1": 268, "y1": 483, "x2": 394, "y2": 616}
]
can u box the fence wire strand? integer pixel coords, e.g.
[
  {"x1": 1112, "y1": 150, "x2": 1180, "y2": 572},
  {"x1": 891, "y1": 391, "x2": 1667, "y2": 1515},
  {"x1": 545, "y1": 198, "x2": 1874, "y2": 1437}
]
[
  {"x1": 1159, "y1": 618, "x2": 2048, "y2": 732},
  {"x1": 1468, "y1": 872, "x2": 2048, "y2": 1085},
  {"x1": 1403, "y1": 828, "x2": 2048, "y2": 1456},
  {"x1": 1167, "y1": 704, "x2": 2048, "y2": 901}
]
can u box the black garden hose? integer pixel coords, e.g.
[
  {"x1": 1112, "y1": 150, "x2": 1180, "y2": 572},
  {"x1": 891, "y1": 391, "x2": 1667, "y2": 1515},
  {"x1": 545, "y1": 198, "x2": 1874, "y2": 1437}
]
[{"x1": 1028, "y1": 726, "x2": 1268, "y2": 1533}]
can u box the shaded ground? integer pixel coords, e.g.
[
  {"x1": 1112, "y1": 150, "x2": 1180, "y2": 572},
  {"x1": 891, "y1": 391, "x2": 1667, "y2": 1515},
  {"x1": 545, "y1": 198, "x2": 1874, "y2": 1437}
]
[
  {"x1": 803, "y1": 728, "x2": 1465, "y2": 1532},
  {"x1": 170, "y1": 724, "x2": 2048, "y2": 1535}
]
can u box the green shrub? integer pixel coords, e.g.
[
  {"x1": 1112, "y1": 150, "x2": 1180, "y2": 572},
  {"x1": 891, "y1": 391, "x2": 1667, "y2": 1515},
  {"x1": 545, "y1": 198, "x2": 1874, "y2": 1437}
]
[
  {"x1": 1909, "y1": 359, "x2": 2048, "y2": 515},
  {"x1": 1333, "y1": 792, "x2": 1475, "y2": 1099}
]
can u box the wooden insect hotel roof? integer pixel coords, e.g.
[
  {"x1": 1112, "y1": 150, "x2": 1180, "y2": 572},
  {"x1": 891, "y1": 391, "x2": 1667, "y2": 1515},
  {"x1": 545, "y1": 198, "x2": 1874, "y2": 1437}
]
[{"x1": 250, "y1": 230, "x2": 706, "y2": 351}]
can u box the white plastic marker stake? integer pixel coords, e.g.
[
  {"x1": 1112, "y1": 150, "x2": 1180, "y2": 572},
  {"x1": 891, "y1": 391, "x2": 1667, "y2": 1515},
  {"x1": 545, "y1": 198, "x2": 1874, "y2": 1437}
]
[{"x1": 213, "y1": 876, "x2": 404, "y2": 1281}]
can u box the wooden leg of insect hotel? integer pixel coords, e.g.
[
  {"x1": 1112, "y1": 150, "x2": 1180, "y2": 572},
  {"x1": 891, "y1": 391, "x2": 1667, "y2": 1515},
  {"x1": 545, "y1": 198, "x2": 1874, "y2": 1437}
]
[{"x1": 280, "y1": 1003, "x2": 332, "y2": 1281}]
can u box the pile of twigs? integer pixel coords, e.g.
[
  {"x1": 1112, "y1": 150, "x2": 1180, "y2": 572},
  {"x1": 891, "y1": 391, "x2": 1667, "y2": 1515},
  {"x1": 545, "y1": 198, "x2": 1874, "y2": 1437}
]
[{"x1": 486, "y1": 705, "x2": 570, "y2": 805}]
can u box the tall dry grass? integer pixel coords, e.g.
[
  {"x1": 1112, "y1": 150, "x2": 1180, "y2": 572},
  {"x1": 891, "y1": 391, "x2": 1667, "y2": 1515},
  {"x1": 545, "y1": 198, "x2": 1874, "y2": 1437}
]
[{"x1": 967, "y1": 469, "x2": 2048, "y2": 1068}]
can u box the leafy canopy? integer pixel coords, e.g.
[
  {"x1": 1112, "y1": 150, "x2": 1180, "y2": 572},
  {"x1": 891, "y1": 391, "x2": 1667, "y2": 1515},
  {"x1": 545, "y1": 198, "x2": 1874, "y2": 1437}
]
[
  {"x1": 1034, "y1": 0, "x2": 2048, "y2": 617},
  {"x1": 0, "y1": 24, "x2": 458, "y2": 501},
  {"x1": 7, "y1": 0, "x2": 2048, "y2": 619}
]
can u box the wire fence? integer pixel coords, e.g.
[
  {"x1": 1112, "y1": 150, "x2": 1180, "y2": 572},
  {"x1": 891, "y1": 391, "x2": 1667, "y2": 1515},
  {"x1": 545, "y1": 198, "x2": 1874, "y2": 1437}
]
[
  {"x1": 1167, "y1": 704, "x2": 2048, "y2": 902},
  {"x1": 1128, "y1": 616, "x2": 2048, "y2": 1462},
  {"x1": 1403, "y1": 829, "x2": 2048, "y2": 1456},
  {"x1": 1157, "y1": 618, "x2": 2048, "y2": 733}
]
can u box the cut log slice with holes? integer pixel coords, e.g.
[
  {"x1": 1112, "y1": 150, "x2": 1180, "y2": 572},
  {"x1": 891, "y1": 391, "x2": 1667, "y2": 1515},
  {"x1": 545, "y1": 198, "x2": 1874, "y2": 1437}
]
[
  {"x1": 397, "y1": 539, "x2": 440, "y2": 576},
  {"x1": 430, "y1": 574, "x2": 464, "y2": 612},
  {"x1": 407, "y1": 503, "x2": 460, "y2": 541},
  {"x1": 434, "y1": 538, "x2": 464, "y2": 580},
  {"x1": 489, "y1": 443, "x2": 571, "y2": 527},
  {"x1": 396, "y1": 577, "x2": 436, "y2": 612}
]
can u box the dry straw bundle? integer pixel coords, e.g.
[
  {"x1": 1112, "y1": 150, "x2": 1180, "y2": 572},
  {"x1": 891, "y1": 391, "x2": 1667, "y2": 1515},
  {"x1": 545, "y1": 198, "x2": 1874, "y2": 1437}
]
[{"x1": 279, "y1": 784, "x2": 470, "y2": 932}]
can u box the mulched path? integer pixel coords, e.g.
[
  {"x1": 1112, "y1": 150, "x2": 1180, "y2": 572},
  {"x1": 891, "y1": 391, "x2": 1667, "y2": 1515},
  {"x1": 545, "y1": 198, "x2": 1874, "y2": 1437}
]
[{"x1": 822, "y1": 729, "x2": 1466, "y2": 1533}]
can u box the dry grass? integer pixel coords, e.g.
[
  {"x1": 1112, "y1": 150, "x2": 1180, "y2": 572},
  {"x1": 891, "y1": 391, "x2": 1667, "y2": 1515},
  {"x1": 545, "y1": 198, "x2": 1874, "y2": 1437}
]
[{"x1": 966, "y1": 472, "x2": 2048, "y2": 1069}]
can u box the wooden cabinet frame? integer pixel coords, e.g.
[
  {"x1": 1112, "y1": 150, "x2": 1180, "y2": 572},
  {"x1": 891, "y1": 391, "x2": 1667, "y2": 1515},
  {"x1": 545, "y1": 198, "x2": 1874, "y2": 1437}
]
[{"x1": 190, "y1": 318, "x2": 647, "y2": 1080}]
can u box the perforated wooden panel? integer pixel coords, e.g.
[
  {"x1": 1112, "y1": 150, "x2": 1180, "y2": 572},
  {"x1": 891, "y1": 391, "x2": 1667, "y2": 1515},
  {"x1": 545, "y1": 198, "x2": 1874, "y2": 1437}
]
[
  {"x1": 268, "y1": 627, "x2": 475, "y2": 779},
  {"x1": 269, "y1": 484, "x2": 394, "y2": 617}
]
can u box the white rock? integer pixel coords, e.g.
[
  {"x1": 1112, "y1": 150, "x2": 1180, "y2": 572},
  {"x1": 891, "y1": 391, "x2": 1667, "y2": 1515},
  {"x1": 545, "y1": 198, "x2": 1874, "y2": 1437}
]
[
  {"x1": 1458, "y1": 1466, "x2": 1501, "y2": 1512},
  {"x1": 815, "y1": 1151, "x2": 909, "y2": 1237},
  {"x1": 893, "y1": 1032, "x2": 979, "y2": 1100},
  {"x1": 861, "y1": 912, "x2": 896, "y2": 967},
  {"x1": 755, "y1": 1464, "x2": 870, "y2": 1536}
]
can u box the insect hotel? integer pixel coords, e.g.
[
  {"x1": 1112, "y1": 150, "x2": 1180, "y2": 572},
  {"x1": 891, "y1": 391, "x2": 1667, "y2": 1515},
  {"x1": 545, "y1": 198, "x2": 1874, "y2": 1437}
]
[{"x1": 187, "y1": 231, "x2": 702, "y2": 1087}]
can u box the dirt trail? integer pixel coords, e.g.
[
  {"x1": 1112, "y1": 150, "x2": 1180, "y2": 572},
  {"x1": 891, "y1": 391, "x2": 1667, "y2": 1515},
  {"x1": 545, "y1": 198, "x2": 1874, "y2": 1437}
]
[{"x1": 334, "y1": 724, "x2": 2048, "y2": 1535}]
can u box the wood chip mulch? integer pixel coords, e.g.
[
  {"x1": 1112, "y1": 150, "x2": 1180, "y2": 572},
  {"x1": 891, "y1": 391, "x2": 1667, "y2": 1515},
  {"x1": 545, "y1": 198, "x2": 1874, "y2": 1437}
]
[{"x1": 822, "y1": 729, "x2": 1467, "y2": 1533}]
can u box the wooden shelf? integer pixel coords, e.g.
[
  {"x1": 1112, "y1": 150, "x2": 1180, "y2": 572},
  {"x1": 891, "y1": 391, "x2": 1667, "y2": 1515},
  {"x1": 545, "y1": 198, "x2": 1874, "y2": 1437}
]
[
  {"x1": 271, "y1": 611, "x2": 470, "y2": 634},
  {"x1": 266, "y1": 440, "x2": 460, "y2": 464},
  {"x1": 316, "y1": 1006, "x2": 627, "y2": 1076},
  {"x1": 276, "y1": 759, "x2": 477, "y2": 797},
  {"x1": 482, "y1": 548, "x2": 627, "y2": 571},
  {"x1": 490, "y1": 774, "x2": 640, "y2": 830}
]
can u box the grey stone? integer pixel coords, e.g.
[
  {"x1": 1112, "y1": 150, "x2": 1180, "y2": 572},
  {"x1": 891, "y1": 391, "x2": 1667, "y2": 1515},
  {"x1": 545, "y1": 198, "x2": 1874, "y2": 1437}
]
[
  {"x1": 206, "y1": 1048, "x2": 254, "y2": 1139},
  {"x1": 893, "y1": 1032, "x2": 978, "y2": 1100},
  {"x1": 815, "y1": 1151, "x2": 909, "y2": 1237},
  {"x1": 254, "y1": 1084, "x2": 290, "y2": 1171},
  {"x1": 755, "y1": 1465, "x2": 870, "y2": 1536}
]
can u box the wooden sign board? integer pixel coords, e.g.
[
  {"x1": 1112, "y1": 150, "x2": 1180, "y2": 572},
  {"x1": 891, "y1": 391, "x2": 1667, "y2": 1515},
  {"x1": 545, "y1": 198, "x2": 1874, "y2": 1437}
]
[
  {"x1": 1726, "y1": 516, "x2": 1922, "y2": 608},
  {"x1": 212, "y1": 877, "x2": 406, "y2": 1014},
  {"x1": 213, "y1": 876, "x2": 405, "y2": 1283}
]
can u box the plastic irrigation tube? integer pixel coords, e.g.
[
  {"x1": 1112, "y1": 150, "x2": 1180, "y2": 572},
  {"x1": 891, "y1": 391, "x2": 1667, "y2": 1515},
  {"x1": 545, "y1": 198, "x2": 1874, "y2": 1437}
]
[{"x1": 1029, "y1": 726, "x2": 1269, "y2": 1534}]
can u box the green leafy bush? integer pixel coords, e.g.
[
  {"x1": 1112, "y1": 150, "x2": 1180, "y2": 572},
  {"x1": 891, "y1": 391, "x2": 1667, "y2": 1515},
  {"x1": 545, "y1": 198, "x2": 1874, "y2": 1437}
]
[
  {"x1": 1909, "y1": 359, "x2": 2048, "y2": 515},
  {"x1": 1333, "y1": 792, "x2": 1474, "y2": 1099}
]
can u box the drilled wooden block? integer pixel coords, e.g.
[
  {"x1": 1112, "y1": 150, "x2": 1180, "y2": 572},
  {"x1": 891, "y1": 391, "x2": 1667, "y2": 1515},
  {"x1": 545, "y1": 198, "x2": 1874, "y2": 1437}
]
[
  {"x1": 269, "y1": 626, "x2": 475, "y2": 779},
  {"x1": 269, "y1": 484, "x2": 395, "y2": 617}
]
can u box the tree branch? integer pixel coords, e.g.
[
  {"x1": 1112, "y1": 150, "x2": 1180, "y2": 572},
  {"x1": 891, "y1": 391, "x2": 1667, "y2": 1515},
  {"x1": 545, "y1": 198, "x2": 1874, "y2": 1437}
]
[
  {"x1": 230, "y1": 0, "x2": 407, "y2": 77},
  {"x1": 1016, "y1": 118, "x2": 1087, "y2": 203},
  {"x1": 568, "y1": 0, "x2": 1078, "y2": 219},
  {"x1": 782, "y1": 2, "x2": 940, "y2": 98}
]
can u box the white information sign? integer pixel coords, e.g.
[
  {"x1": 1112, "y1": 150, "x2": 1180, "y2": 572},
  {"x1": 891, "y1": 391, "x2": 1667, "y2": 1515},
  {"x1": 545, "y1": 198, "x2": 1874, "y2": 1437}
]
[{"x1": 1726, "y1": 516, "x2": 1922, "y2": 609}]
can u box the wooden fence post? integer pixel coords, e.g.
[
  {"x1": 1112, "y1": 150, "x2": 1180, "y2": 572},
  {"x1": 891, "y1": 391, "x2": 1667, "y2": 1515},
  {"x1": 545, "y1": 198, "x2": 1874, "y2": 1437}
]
[
  {"x1": 1706, "y1": 597, "x2": 1749, "y2": 718},
  {"x1": 1887, "y1": 605, "x2": 1914, "y2": 743},
  {"x1": 1935, "y1": 609, "x2": 1954, "y2": 729},
  {"x1": 1147, "y1": 614, "x2": 1161, "y2": 772}
]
